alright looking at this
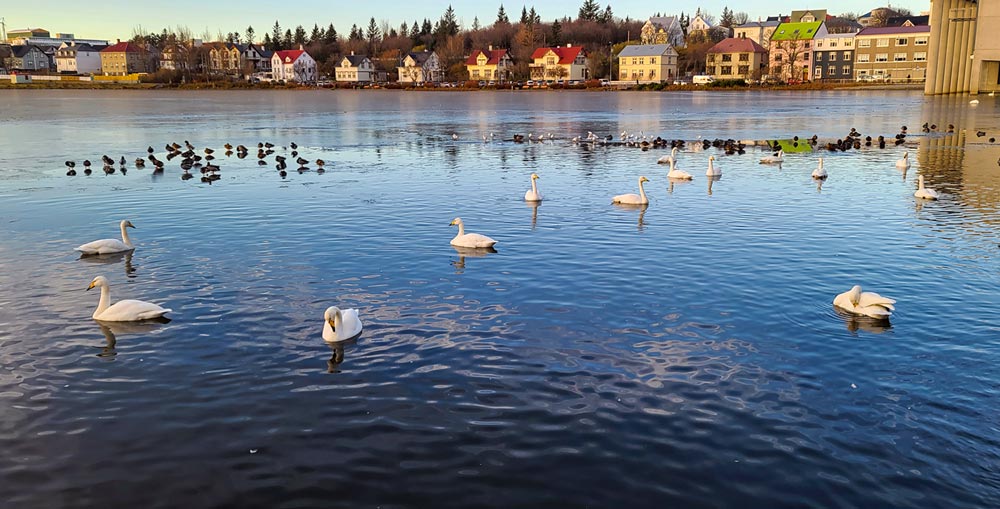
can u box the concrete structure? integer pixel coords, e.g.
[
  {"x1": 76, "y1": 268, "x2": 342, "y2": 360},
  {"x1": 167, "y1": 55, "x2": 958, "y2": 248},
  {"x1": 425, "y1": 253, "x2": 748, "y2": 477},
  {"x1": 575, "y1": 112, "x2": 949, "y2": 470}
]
[
  {"x1": 734, "y1": 19, "x2": 780, "y2": 47},
  {"x1": 335, "y1": 52, "x2": 375, "y2": 83},
  {"x1": 925, "y1": 1, "x2": 1000, "y2": 95},
  {"x1": 812, "y1": 32, "x2": 857, "y2": 81},
  {"x1": 529, "y1": 45, "x2": 589, "y2": 81},
  {"x1": 55, "y1": 42, "x2": 106, "y2": 74},
  {"x1": 640, "y1": 16, "x2": 685, "y2": 47},
  {"x1": 398, "y1": 50, "x2": 442, "y2": 84},
  {"x1": 855, "y1": 25, "x2": 929, "y2": 82},
  {"x1": 706, "y1": 38, "x2": 768, "y2": 81},
  {"x1": 100, "y1": 41, "x2": 156, "y2": 75},
  {"x1": 6, "y1": 28, "x2": 50, "y2": 42},
  {"x1": 465, "y1": 47, "x2": 513, "y2": 82},
  {"x1": 617, "y1": 44, "x2": 678, "y2": 83},
  {"x1": 768, "y1": 21, "x2": 828, "y2": 82},
  {"x1": 271, "y1": 47, "x2": 316, "y2": 83}
]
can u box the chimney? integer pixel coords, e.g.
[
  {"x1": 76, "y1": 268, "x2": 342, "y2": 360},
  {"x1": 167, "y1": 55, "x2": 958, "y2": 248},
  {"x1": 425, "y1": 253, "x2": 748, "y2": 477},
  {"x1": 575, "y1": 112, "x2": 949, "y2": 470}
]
[
  {"x1": 488, "y1": 44, "x2": 493, "y2": 51},
  {"x1": 350, "y1": 50, "x2": 355, "y2": 56},
  {"x1": 116, "y1": 39, "x2": 121, "y2": 44},
  {"x1": 567, "y1": 43, "x2": 572, "y2": 48},
  {"x1": 299, "y1": 44, "x2": 304, "y2": 50}
]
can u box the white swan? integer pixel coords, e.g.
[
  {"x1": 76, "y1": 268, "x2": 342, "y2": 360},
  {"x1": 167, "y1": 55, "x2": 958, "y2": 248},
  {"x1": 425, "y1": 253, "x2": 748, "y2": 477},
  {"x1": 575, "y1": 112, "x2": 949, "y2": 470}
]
[
  {"x1": 612, "y1": 176, "x2": 650, "y2": 205},
  {"x1": 812, "y1": 158, "x2": 827, "y2": 179},
  {"x1": 76, "y1": 220, "x2": 136, "y2": 254},
  {"x1": 760, "y1": 149, "x2": 784, "y2": 164},
  {"x1": 450, "y1": 217, "x2": 497, "y2": 248},
  {"x1": 87, "y1": 275, "x2": 171, "y2": 321},
  {"x1": 657, "y1": 147, "x2": 677, "y2": 165},
  {"x1": 705, "y1": 155, "x2": 721, "y2": 176},
  {"x1": 667, "y1": 157, "x2": 693, "y2": 180},
  {"x1": 323, "y1": 306, "x2": 363, "y2": 342},
  {"x1": 914, "y1": 175, "x2": 939, "y2": 200},
  {"x1": 524, "y1": 173, "x2": 543, "y2": 202},
  {"x1": 833, "y1": 285, "x2": 896, "y2": 319},
  {"x1": 896, "y1": 151, "x2": 910, "y2": 169}
]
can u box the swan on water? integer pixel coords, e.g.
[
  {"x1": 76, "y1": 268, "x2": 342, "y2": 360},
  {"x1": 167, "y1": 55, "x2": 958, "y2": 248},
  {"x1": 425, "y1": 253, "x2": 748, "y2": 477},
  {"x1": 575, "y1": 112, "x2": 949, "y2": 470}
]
[
  {"x1": 812, "y1": 158, "x2": 828, "y2": 179},
  {"x1": 450, "y1": 217, "x2": 498, "y2": 248},
  {"x1": 76, "y1": 220, "x2": 136, "y2": 255},
  {"x1": 833, "y1": 285, "x2": 895, "y2": 319},
  {"x1": 612, "y1": 176, "x2": 650, "y2": 205},
  {"x1": 87, "y1": 275, "x2": 171, "y2": 321},
  {"x1": 524, "y1": 173, "x2": 543, "y2": 202},
  {"x1": 760, "y1": 149, "x2": 784, "y2": 164},
  {"x1": 323, "y1": 306, "x2": 363, "y2": 342},
  {"x1": 896, "y1": 151, "x2": 911, "y2": 169},
  {"x1": 705, "y1": 155, "x2": 721, "y2": 176},
  {"x1": 667, "y1": 157, "x2": 693, "y2": 180},
  {"x1": 914, "y1": 175, "x2": 939, "y2": 200}
]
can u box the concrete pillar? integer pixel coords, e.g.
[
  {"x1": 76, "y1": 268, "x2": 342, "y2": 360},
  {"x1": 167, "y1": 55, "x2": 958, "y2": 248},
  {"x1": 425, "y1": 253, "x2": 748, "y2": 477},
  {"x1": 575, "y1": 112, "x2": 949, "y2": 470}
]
[{"x1": 926, "y1": 0, "x2": 945, "y2": 94}]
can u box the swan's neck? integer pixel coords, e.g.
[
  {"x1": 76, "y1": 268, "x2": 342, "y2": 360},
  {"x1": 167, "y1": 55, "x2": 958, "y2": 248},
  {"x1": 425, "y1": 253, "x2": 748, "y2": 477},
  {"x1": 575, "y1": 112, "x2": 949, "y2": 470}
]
[
  {"x1": 455, "y1": 222, "x2": 465, "y2": 237},
  {"x1": 94, "y1": 285, "x2": 111, "y2": 318},
  {"x1": 638, "y1": 180, "x2": 648, "y2": 201},
  {"x1": 918, "y1": 176, "x2": 925, "y2": 189},
  {"x1": 530, "y1": 178, "x2": 538, "y2": 194},
  {"x1": 333, "y1": 309, "x2": 342, "y2": 333},
  {"x1": 120, "y1": 224, "x2": 133, "y2": 248},
  {"x1": 708, "y1": 160, "x2": 714, "y2": 172}
]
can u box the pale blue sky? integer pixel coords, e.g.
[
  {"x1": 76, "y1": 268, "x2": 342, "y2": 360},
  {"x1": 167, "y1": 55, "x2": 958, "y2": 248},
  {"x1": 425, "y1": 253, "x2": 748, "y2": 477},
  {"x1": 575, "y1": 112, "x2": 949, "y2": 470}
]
[{"x1": 3, "y1": 1, "x2": 929, "y2": 41}]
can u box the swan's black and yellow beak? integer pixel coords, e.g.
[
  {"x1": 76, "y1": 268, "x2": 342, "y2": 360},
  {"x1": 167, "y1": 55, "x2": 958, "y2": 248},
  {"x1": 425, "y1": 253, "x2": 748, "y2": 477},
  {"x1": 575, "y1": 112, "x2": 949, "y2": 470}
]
[
  {"x1": 86, "y1": 281, "x2": 95, "y2": 291},
  {"x1": 327, "y1": 317, "x2": 337, "y2": 331}
]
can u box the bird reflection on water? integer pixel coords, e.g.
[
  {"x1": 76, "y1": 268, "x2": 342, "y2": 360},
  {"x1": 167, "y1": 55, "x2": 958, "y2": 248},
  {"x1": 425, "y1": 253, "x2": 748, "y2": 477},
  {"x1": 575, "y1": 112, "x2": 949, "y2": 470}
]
[
  {"x1": 526, "y1": 200, "x2": 540, "y2": 230},
  {"x1": 450, "y1": 245, "x2": 497, "y2": 274},
  {"x1": 94, "y1": 317, "x2": 171, "y2": 358},
  {"x1": 325, "y1": 337, "x2": 357, "y2": 374},
  {"x1": 834, "y1": 309, "x2": 892, "y2": 335},
  {"x1": 78, "y1": 250, "x2": 136, "y2": 277}
]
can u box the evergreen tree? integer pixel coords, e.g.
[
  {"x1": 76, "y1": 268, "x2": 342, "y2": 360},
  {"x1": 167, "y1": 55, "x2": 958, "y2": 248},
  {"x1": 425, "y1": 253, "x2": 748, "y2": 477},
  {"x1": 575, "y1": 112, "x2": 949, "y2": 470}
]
[
  {"x1": 440, "y1": 5, "x2": 459, "y2": 36},
  {"x1": 294, "y1": 25, "x2": 307, "y2": 46},
  {"x1": 245, "y1": 25, "x2": 256, "y2": 45},
  {"x1": 263, "y1": 33, "x2": 273, "y2": 51},
  {"x1": 720, "y1": 7, "x2": 735, "y2": 28},
  {"x1": 421, "y1": 19, "x2": 433, "y2": 35},
  {"x1": 310, "y1": 24, "x2": 322, "y2": 43},
  {"x1": 400, "y1": 21, "x2": 409, "y2": 37},
  {"x1": 529, "y1": 7, "x2": 541, "y2": 24},
  {"x1": 472, "y1": 16, "x2": 481, "y2": 31},
  {"x1": 324, "y1": 23, "x2": 338, "y2": 44},
  {"x1": 389, "y1": 28, "x2": 398, "y2": 38},
  {"x1": 578, "y1": 0, "x2": 600, "y2": 21},
  {"x1": 349, "y1": 24, "x2": 362, "y2": 41},
  {"x1": 271, "y1": 21, "x2": 283, "y2": 50},
  {"x1": 496, "y1": 4, "x2": 510, "y2": 25},
  {"x1": 366, "y1": 17, "x2": 381, "y2": 43},
  {"x1": 410, "y1": 20, "x2": 420, "y2": 39},
  {"x1": 520, "y1": 6, "x2": 529, "y2": 24},
  {"x1": 550, "y1": 19, "x2": 562, "y2": 45},
  {"x1": 283, "y1": 29, "x2": 293, "y2": 49},
  {"x1": 599, "y1": 5, "x2": 614, "y2": 24}
]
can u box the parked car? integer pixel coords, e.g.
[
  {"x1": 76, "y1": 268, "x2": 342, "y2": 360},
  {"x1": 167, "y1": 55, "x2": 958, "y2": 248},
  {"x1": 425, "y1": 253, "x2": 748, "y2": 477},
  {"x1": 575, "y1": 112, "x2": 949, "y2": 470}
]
[
  {"x1": 672, "y1": 78, "x2": 692, "y2": 85},
  {"x1": 692, "y1": 75, "x2": 715, "y2": 85},
  {"x1": 600, "y1": 79, "x2": 610, "y2": 86},
  {"x1": 526, "y1": 80, "x2": 536, "y2": 87}
]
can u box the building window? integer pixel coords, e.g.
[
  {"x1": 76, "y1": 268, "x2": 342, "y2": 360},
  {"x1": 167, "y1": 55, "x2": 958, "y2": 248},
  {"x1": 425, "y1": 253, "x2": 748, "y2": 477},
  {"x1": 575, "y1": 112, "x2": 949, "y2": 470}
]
[
  {"x1": 816, "y1": 67, "x2": 823, "y2": 77},
  {"x1": 738, "y1": 65, "x2": 749, "y2": 74},
  {"x1": 650, "y1": 57, "x2": 657, "y2": 64},
  {"x1": 803, "y1": 53, "x2": 809, "y2": 61},
  {"x1": 844, "y1": 51, "x2": 852, "y2": 61},
  {"x1": 830, "y1": 41, "x2": 838, "y2": 48},
  {"x1": 721, "y1": 65, "x2": 732, "y2": 74},
  {"x1": 805, "y1": 42, "x2": 811, "y2": 49},
  {"x1": 914, "y1": 52, "x2": 927, "y2": 62},
  {"x1": 875, "y1": 53, "x2": 888, "y2": 62},
  {"x1": 639, "y1": 69, "x2": 644, "y2": 77},
  {"x1": 859, "y1": 39, "x2": 871, "y2": 48},
  {"x1": 722, "y1": 54, "x2": 732, "y2": 62},
  {"x1": 842, "y1": 65, "x2": 850, "y2": 75},
  {"x1": 639, "y1": 58, "x2": 645, "y2": 65},
  {"x1": 857, "y1": 54, "x2": 871, "y2": 63},
  {"x1": 897, "y1": 38, "x2": 907, "y2": 46},
  {"x1": 915, "y1": 37, "x2": 928, "y2": 46},
  {"x1": 894, "y1": 53, "x2": 907, "y2": 62},
  {"x1": 775, "y1": 53, "x2": 782, "y2": 62},
  {"x1": 817, "y1": 41, "x2": 823, "y2": 48},
  {"x1": 828, "y1": 65, "x2": 835, "y2": 75},
  {"x1": 877, "y1": 38, "x2": 889, "y2": 47},
  {"x1": 708, "y1": 54, "x2": 715, "y2": 63},
  {"x1": 830, "y1": 53, "x2": 838, "y2": 61},
  {"x1": 739, "y1": 53, "x2": 748, "y2": 62},
  {"x1": 816, "y1": 53, "x2": 824, "y2": 62}
]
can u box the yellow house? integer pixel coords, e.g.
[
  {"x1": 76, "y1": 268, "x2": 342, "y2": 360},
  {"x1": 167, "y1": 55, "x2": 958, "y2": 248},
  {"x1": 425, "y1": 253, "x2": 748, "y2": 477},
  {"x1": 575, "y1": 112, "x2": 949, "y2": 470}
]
[
  {"x1": 529, "y1": 45, "x2": 589, "y2": 81},
  {"x1": 465, "y1": 47, "x2": 513, "y2": 81},
  {"x1": 617, "y1": 44, "x2": 678, "y2": 83},
  {"x1": 706, "y1": 38, "x2": 769, "y2": 80},
  {"x1": 100, "y1": 41, "x2": 155, "y2": 76}
]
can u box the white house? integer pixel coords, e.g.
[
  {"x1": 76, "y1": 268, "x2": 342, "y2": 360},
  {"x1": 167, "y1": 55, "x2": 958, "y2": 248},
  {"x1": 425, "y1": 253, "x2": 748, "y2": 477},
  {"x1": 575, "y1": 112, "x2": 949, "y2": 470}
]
[
  {"x1": 335, "y1": 52, "x2": 376, "y2": 83},
  {"x1": 397, "y1": 50, "x2": 442, "y2": 84},
  {"x1": 271, "y1": 46, "x2": 316, "y2": 83},
  {"x1": 55, "y1": 42, "x2": 106, "y2": 74},
  {"x1": 641, "y1": 16, "x2": 685, "y2": 47},
  {"x1": 690, "y1": 15, "x2": 714, "y2": 34}
]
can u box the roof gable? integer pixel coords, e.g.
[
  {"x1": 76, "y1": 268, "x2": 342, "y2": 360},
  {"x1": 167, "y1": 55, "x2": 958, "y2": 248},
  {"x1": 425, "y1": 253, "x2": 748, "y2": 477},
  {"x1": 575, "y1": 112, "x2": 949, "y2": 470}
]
[
  {"x1": 466, "y1": 48, "x2": 509, "y2": 65},
  {"x1": 771, "y1": 22, "x2": 823, "y2": 41},
  {"x1": 531, "y1": 46, "x2": 585, "y2": 64},
  {"x1": 274, "y1": 49, "x2": 305, "y2": 63}
]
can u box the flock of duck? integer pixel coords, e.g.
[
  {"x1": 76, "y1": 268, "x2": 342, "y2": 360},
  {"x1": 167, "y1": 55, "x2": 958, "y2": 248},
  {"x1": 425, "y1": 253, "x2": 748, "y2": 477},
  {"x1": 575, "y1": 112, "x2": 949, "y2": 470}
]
[{"x1": 68, "y1": 122, "x2": 948, "y2": 338}]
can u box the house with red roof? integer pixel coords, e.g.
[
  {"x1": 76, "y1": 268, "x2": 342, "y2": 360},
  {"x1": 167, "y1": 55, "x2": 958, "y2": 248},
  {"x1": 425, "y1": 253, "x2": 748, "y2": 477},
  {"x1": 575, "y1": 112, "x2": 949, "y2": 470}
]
[
  {"x1": 271, "y1": 45, "x2": 316, "y2": 83},
  {"x1": 529, "y1": 44, "x2": 589, "y2": 81},
  {"x1": 465, "y1": 46, "x2": 513, "y2": 82},
  {"x1": 99, "y1": 40, "x2": 157, "y2": 76},
  {"x1": 706, "y1": 38, "x2": 768, "y2": 81}
]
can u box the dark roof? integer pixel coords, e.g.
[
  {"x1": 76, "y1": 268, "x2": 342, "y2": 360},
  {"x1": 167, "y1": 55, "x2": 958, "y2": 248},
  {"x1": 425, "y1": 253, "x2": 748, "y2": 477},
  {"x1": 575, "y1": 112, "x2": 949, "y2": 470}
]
[
  {"x1": 343, "y1": 54, "x2": 369, "y2": 66},
  {"x1": 886, "y1": 15, "x2": 930, "y2": 27},
  {"x1": 707, "y1": 37, "x2": 768, "y2": 54},
  {"x1": 0, "y1": 44, "x2": 13, "y2": 59},
  {"x1": 11, "y1": 45, "x2": 42, "y2": 58},
  {"x1": 406, "y1": 50, "x2": 434, "y2": 65},
  {"x1": 857, "y1": 25, "x2": 930, "y2": 36}
]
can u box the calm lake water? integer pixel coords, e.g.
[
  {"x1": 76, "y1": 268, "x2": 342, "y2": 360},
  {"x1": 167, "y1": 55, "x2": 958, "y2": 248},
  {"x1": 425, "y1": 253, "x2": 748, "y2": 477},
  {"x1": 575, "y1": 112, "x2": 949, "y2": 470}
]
[{"x1": 1, "y1": 89, "x2": 998, "y2": 508}]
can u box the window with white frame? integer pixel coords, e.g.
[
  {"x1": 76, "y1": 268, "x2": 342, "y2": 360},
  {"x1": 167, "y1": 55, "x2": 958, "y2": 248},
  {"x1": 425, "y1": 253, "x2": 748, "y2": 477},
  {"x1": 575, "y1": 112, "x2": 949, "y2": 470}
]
[
  {"x1": 842, "y1": 65, "x2": 850, "y2": 75},
  {"x1": 877, "y1": 39, "x2": 890, "y2": 47},
  {"x1": 831, "y1": 53, "x2": 838, "y2": 61},
  {"x1": 914, "y1": 52, "x2": 927, "y2": 62},
  {"x1": 897, "y1": 38, "x2": 907, "y2": 46},
  {"x1": 827, "y1": 65, "x2": 835, "y2": 75},
  {"x1": 844, "y1": 51, "x2": 852, "y2": 61},
  {"x1": 894, "y1": 53, "x2": 907, "y2": 62},
  {"x1": 915, "y1": 37, "x2": 928, "y2": 45},
  {"x1": 816, "y1": 67, "x2": 823, "y2": 77},
  {"x1": 875, "y1": 53, "x2": 888, "y2": 62},
  {"x1": 859, "y1": 39, "x2": 871, "y2": 48},
  {"x1": 857, "y1": 54, "x2": 871, "y2": 62},
  {"x1": 830, "y1": 41, "x2": 838, "y2": 47}
]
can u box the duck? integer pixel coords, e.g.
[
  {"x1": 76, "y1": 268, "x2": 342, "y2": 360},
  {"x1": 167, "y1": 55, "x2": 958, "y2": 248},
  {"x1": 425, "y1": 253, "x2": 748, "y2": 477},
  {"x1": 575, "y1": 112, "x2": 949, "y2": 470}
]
[
  {"x1": 833, "y1": 285, "x2": 895, "y2": 319},
  {"x1": 75, "y1": 220, "x2": 137, "y2": 255},
  {"x1": 896, "y1": 151, "x2": 911, "y2": 169},
  {"x1": 323, "y1": 306, "x2": 363, "y2": 342},
  {"x1": 524, "y1": 173, "x2": 543, "y2": 202},
  {"x1": 667, "y1": 157, "x2": 693, "y2": 180},
  {"x1": 760, "y1": 149, "x2": 784, "y2": 164},
  {"x1": 811, "y1": 158, "x2": 827, "y2": 179},
  {"x1": 914, "y1": 175, "x2": 939, "y2": 200},
  {"x1": 705, "y1": 155, "x2": 721, "y2": 176},
  {"x1": 87, "y1": 276, "x2": 171, "y2": 321},
  {"x1": 452, "y1": 133, "x2": 459, "y2": 140},
  {"x1": 612, "y1": 176, "x2": 650, "y2": 205},
  {"x1": 449, "y1": 218, "x2": 497, "y2": 248}
]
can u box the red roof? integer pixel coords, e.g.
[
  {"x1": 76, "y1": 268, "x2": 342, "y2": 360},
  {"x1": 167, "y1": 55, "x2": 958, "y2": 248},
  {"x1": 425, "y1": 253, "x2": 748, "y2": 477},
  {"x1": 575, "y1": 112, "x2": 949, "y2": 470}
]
[
  {"x1": 101, "y1": 42, "x2": 143, "y2": 53},
  {"x1": 274, "y1": 49, "x2": 305, "y2": 63},
  {"x1": 530, "y1": 46, "x2": 584, "y2": 64},
  {"x1": 707, "y1": 37, "x2": 768, "y2": 54},
  {"x1": 466, "y1": 48, "x2": 508, "y2": 65}
]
